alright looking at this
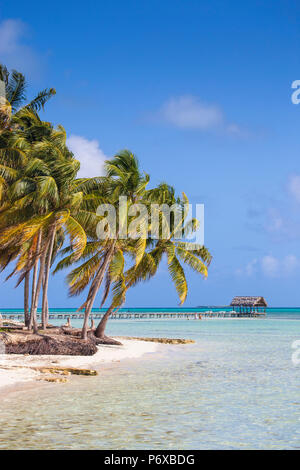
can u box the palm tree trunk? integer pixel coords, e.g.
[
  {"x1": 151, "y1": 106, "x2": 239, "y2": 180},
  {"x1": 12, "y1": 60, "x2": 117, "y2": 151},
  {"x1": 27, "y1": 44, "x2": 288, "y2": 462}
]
[
  {"x1": 31, "y1": 241, "x2": 48, "y2": 334},
  {"x1": 45, "y1": 296, "x2": 49, "y2": 326},
  {"x1": 29, "y1": 231, "x2": 42, "y2": 331},
  {"x1": 24, "y1": 272, "x2": 30, "y2": 327},
  {"x1": 41, "y1": 267, "x2": 49, "y2": 326},
  {"x1": 29, "y1": 264, "x2": 37, "y2": 329},
  {"x1": 81, "y1": 243, "x2": 116, "y2": 340},
  {"x1": 81, "y1": 302, "x2": 93, "y2": 341},
  {"x1": 42, "y1": 226, "x2": 56, "y2": 329},
  {"x1": 94, "y1": 304, "x2": 114, "y2": 338},
  {"x1": 81, "y1": 274, "x2": 104, "y2": 340}
]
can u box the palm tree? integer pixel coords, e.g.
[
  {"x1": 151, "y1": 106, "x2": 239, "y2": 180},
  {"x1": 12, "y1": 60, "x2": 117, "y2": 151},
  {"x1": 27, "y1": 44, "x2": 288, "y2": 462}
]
[
  {"x1": 0, "y1": 64, "x2": 55, "y2": 130},
  {"x1": 0, "y1": 110, "x2": 88, "y2": 331},
  {"x1": 0, "y1": 64, "x2": 56, "y2": 328},
  {"x1": 94, "y1": 189, "x2": 212, "y2": 339},
  {"x1": 58, "y1": 152, "x2": 212, "y2": 341},
  {"x1": 56, "y1": 150, "x2": 150, "y2": 340},
  {"x1": 0, "y1": 65, "x2": 212, "y2": 344}
]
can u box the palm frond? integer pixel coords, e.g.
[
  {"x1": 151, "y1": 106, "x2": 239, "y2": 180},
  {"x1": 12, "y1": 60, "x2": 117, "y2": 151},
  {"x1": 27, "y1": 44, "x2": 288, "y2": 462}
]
[
  {"x1": 64, "y1": 216, "x2": 87, "y2": 260},
  {"x1": 111, "y1": 276, "x2": 127, "y2": 308},
  {"x1": 6, "y1": 70, "x2": 26, "y2": 111},
  {"x1": 109, "y1": 249, "x2": 124, "y2": 282},
  {"x1": 176, "y1": 246, "x2": 208, "y2": 277},
  {"x1": 67, "y1": 253, "x2": 101, "y2": 296},
  {"x1": 167, "y1": 252, "x2": 187, "y2": 305},
  {"x1": 26, "y1": 88, "x2": 56, "y2": 112}
]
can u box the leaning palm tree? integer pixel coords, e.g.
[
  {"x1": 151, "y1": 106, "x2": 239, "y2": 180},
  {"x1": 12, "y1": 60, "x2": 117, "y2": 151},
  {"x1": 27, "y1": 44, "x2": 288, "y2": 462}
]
[
  {"x1": 58, "y1": 153, "x2": 212, "y2": 341},
  {"x1": 94, "y1": 189, "x2": 212, "y2": 339},
  {"x1": 56, "y1": 150, "x2": 150, "y2": 339},
  {"x1": 0, "y1": 110, "x2": 89, "y2": 331},
  {"x1": 0, "y1": 65, "x2": 56, "y2": 327}
]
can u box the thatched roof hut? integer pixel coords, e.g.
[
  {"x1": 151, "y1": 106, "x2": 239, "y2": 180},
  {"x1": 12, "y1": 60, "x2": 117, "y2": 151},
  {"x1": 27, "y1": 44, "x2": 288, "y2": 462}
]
[
  {"x1": 230, "y1": 296, "x2": 267, "y2": 313},
  {"x1": 231, "y1": 296, "x2": 267, "y2": 307}
]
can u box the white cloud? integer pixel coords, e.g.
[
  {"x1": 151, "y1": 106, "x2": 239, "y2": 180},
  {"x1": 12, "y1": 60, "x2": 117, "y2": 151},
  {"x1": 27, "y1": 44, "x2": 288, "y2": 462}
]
[
  {"x1": 156, "y1": 95, "x2": 241, "y2": 134},
  {"x1": 288, "y1": 174, "x2": 300, "y2": 203},
  {"x1": 283, "y1": 255, "x2": 298, "y2": 275},
  {"x1": 235, "y1": 258, "x2": 259, "y2": 277},
  {"x1": 245, "y1": 258, "x2": 258, "y2": 276},
  {"x1": 67, "y1": 135, "x2": 106, "y2": 178},
  {"x1": 0, "y1": 19, "x2": 23, "y2": 54},
  {"x1": 246, "y1": 174, "x2": 300, "y2": 240},
  {"x1": 0, "y1": 19, "x2": 38, "y2": 76},
  {"x1": 261, "y1": 255, "x2": 279, "y2": 278},
  {"x1": 160, "y1": 96, "x2": 222, "y2": 130},
  {"x1": 265, "y1": 208, "x2": 284, "y2": 232},
  {"x1": 236, "y1": 254, "x2": 298, "y2": 278}
]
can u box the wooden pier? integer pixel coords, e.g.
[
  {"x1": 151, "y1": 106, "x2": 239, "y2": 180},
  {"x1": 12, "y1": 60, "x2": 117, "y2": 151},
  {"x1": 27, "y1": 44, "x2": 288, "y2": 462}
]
[{"x1": 0, "y1": 310, "x2": 266, "y2": 321}]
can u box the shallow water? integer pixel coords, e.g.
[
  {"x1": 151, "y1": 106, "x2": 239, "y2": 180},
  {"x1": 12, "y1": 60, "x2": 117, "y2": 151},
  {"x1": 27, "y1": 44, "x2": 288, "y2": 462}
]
[{"x1": 0, "y1": 314, "x2": 299, "y2": 449}]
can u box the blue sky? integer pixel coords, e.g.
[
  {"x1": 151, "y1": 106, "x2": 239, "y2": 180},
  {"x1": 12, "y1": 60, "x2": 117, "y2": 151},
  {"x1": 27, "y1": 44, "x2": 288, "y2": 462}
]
[{"x1": 1, "y1": 0, "x2": 300, "y2": 307}]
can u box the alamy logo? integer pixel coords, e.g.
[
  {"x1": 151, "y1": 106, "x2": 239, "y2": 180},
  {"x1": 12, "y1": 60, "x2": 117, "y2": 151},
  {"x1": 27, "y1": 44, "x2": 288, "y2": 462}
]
[
  {"x1": 95, "y1": 198, "x2": 205, "y2": 248},
  {"x1": 291, "y1": 80, "x2": 300, "y2": 104},
  {"x1": 291, "y1": 340, "x2": 300, "y2": 365}
]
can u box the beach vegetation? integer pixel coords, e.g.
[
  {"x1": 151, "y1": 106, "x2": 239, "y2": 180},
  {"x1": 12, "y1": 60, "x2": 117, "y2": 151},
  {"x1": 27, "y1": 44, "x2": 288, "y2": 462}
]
[{"x1": 0, "y1": 64, "x2": 212, "y2": 350}]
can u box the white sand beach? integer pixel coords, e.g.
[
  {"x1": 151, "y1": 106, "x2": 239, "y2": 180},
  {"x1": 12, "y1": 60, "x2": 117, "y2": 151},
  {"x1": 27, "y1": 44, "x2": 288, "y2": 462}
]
[{"x1": 0, "y1": 339, "x2": 158, "y2": 391}]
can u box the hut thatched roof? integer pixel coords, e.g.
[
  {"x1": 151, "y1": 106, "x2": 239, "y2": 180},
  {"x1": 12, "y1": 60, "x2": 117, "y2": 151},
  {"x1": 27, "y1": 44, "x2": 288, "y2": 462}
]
[{"x1": 230, "y1": 296, "x2": 267, "y2": 307}]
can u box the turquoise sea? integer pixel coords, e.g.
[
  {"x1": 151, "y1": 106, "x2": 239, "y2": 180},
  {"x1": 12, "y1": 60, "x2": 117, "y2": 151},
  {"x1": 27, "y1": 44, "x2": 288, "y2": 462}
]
[{"x1": 0, "y1": 308, "x2": 299, "y2": 449}]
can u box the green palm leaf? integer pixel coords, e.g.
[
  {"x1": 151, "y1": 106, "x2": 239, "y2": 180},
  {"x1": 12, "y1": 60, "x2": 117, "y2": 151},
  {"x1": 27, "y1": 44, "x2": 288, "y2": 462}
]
[
  {"x1": 109, "y1": 249, "x2": 125, "y2": 282},
  {"x1": 167, "y1": 252, "x2": 188, "y2": 305},
  {"x1": 176, "y1": 246, "x2": 208, "y2": 277},
  {"x1": 64, "y1": 215, "x2": 87, "y2": 260},
  {"x1": 26, "y1": 88, "x2": 56, "y2": 112}
]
